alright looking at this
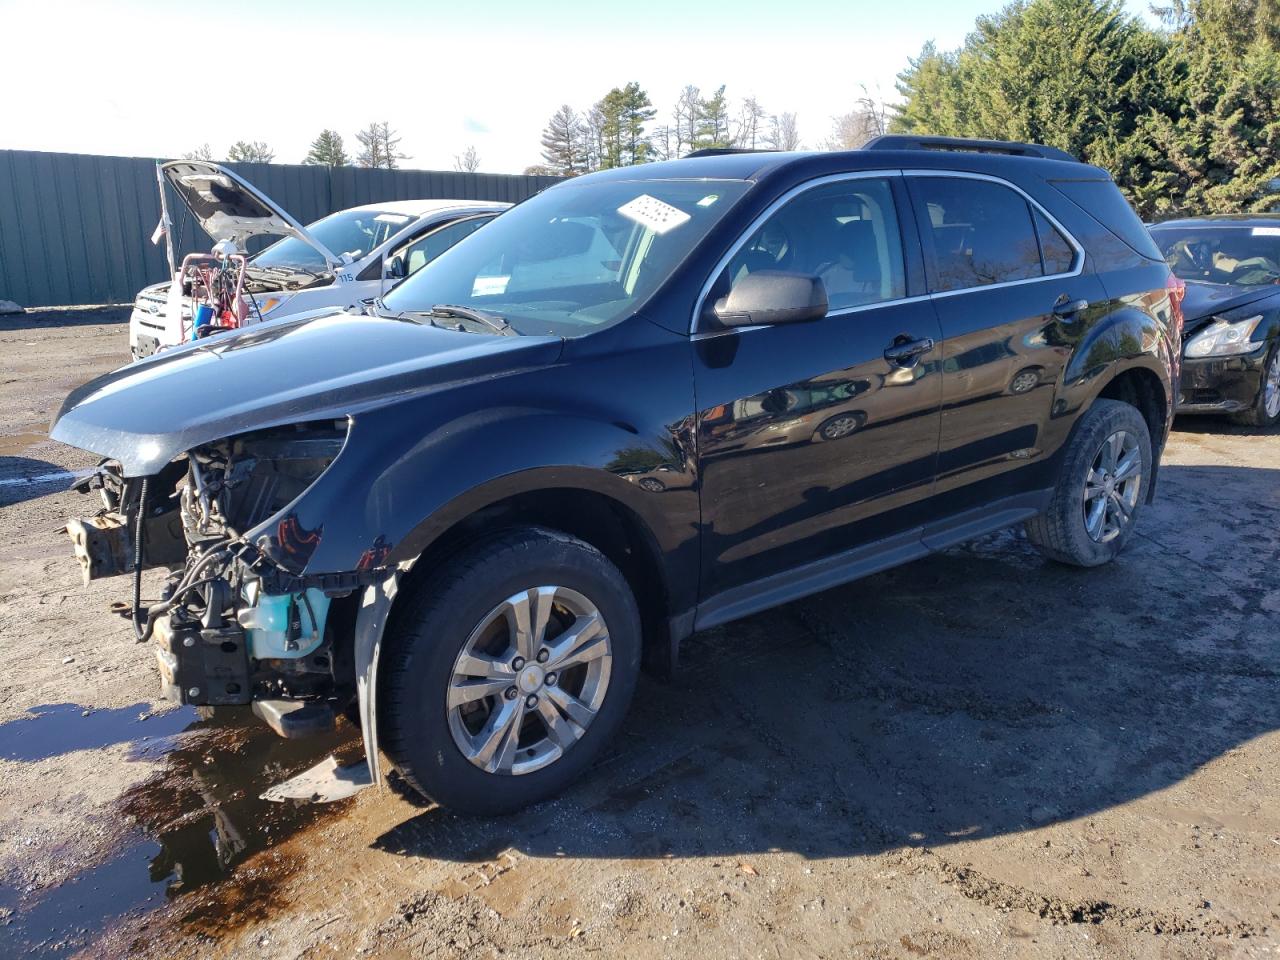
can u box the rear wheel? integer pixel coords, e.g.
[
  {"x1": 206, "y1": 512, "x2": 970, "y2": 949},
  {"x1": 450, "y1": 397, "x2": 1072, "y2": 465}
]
[
  {"x1": 1229, "y1": 342, "x2": 1280, "y2": 429},
  {"x1": 380, "y1": 526, "x2": 641, "y2": 814},
  {"x1": 1025, "y1": 399, "x2": 1152, "y2": 567}
]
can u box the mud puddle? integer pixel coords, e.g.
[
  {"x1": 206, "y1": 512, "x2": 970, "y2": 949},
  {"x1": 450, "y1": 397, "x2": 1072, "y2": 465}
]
[
  {"x1": 0, "y1": 432, "x2": 48, "y2": 457},
  {"x1": 0, "y1": 706, "x2": 361, "y2": 957}
]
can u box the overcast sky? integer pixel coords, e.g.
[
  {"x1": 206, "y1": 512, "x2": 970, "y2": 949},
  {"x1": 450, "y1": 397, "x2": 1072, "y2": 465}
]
[{"x1": 2, "y1": 0, "x2": 1160, "y2": 174}]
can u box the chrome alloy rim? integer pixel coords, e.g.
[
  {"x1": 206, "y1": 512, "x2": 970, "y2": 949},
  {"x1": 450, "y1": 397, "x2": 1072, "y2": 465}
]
[
  {"x1": 1264, "y1": 349, "x2": 1280, "y2": 419},
  {"x1": 447, "y1": 586, "x2": 612, "y2": 776},
  {"x1": 822, "y1": 415, "x2": 860, "y2": 439},
  {"x1": 1082, "y1": 430, "x2": 1142, "y2": 543}
]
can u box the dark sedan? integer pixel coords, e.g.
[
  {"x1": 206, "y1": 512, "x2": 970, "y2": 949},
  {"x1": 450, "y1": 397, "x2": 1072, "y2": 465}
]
[{"x1": 1150, "y1": 215, "x2": 1280, "y2": 427}]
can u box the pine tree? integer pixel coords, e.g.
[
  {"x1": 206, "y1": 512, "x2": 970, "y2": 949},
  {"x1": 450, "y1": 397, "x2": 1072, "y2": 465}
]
[
  {"x1": 303, "y1": 129, "x2": 348, "y2": 167},
  {"x1": 539, "y1": 105, "x2": 586, "y2": 176},
  {"x1": 696, "y1": 86, "x2": 733, "y2": 150},
  {"x1": 618, "y1": 82, "x2": 657, "y2": 164}
]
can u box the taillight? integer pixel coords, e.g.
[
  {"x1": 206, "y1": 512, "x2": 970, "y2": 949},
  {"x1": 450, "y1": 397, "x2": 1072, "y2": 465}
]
[
  {"x1": 1166, "y1": 273, "x2": 1185, "y2": 382},
  {"x1": 1166, "y1": 273, "x2": 1186, "y2": 335}
]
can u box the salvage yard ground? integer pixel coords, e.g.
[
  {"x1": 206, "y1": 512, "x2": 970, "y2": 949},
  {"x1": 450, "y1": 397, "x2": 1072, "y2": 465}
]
[{"x1": 0, "y1": 308, "x2": 1277, "y2": 959}]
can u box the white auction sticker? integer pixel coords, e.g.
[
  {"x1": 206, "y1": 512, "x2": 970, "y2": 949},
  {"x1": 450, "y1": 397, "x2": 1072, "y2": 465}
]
[
  {"x1": 375, "y1": 213, "x2": 411, "y2": 224},
  {"x1": 618, "y1": 194, "x2": 691, "y2": 234},
  {"x1": 472, "y1": 275, "x2": 510, "y2": 296},
  {"x1": 1251, "y1": 226, "x2": 1280, "y2": 236}
]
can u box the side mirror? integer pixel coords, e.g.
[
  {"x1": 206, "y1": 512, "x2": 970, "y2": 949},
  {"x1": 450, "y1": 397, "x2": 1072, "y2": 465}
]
[
  {"x1": 713, "y1": 271, "x2": 828, "y2": 328},
  {"x1": 384, "y1": 255, "x2": 406, "y2": 281}
]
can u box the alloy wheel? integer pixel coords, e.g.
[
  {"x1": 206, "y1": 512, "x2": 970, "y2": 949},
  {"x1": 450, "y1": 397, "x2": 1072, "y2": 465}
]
[
  {"x1": 1082, "y1": 430, "x2": 1142, "y2": 543},
  {"x1": 447, "y1": 585, "x2": 612, "y2": 776},
  {"x1": 822, "y1": 415, "x2": 860, "y2": 440},
  {"x1": 1264, "y1": 349, "x2": 1280, "y2": 420}
]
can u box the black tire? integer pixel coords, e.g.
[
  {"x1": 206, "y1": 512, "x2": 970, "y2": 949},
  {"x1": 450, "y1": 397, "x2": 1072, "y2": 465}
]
[
  {"x1": 1228, "y1": 341, "x2": 1280, "y2": 429},
  {"x1": 1025, "y1": 399, "x2": 1152, "y2": 567},
  {"x1": 380, "y1": 526, "x2": 641, "y2": 814}
]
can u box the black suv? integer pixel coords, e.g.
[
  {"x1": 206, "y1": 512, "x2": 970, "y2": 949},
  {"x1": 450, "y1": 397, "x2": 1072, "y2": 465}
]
[{"x1": 53, "y1": 136, "x2": 1180, "y2": 813}]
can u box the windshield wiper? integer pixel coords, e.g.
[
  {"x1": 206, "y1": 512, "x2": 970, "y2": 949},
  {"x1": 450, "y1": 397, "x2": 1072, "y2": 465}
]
[{"x1": 429, "y1": 304, "x2": 518, "y2": 337}]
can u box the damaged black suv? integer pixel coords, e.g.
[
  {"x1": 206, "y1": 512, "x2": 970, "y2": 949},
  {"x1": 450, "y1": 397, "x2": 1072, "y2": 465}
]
[{"x1": 53, "y1": 137, "x2": 1180, "y2": 813}]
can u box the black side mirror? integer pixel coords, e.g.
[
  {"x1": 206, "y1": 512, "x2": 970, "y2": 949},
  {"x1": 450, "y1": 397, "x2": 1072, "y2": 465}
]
[
  {"x1": 713, "y1": 271, "x2": 828, "y2": 328},
  {"x1": 384, "y1": 255, "x2": 406, "y2": 281}
]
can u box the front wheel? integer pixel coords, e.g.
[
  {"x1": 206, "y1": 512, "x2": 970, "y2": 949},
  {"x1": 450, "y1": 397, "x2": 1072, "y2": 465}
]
[
  {"x1": 1229, "y1": 342, "x2": 1280, "y2": 429},
  {"x1": 1025, "y1": 399, "x2": 1152, "y2": 567},
  {"x1": 380, "y1": 526, "x2": 641, "y2": 814}
]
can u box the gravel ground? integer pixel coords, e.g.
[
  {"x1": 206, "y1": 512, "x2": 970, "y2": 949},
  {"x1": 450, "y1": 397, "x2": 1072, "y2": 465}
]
[{"x1": 0, "y1": 309, "x2": 1276, "y2": 959}]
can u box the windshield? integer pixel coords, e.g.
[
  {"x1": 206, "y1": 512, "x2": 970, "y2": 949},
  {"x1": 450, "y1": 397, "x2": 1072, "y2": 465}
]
[
  {"x1": 381, "y1": 178, "x2": 752, "y2": 336},
  {"x1": 252, "y1": 208, "x2": 415, "y2": 272},
  {"x1": 1150, "y1": 224, "x2": 1280, "y2": 287}
]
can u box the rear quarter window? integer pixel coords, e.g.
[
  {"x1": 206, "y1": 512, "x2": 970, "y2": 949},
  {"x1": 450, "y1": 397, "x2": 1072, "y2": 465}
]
[{"x1": 1049, "y1": 179, "x2": 1163, "y2": 261}]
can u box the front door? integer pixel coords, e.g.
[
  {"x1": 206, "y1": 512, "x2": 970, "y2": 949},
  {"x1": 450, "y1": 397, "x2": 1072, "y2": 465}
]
[{"x1": 694, "y1": 174, "x2": 944, "y2": 599}]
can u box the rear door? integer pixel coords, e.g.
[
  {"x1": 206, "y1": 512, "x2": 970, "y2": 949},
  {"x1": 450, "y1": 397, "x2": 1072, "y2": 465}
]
[
  {"x1": 694, "y1": 174, "x2": 945, "y2": 601},
  {"x1": 905, "y1": 172, "x2": 1108, "y2": 511}
]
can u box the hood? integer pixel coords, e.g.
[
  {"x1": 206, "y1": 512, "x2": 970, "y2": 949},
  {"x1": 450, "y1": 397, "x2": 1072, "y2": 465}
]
[
  {"x1": 161, "y1": 160, "x2": 342, "y2": 270},
  {"x1": 1180, "y1": 280, "x2": 1279, "y2": 331},
  {"x1": 51, "y1": 313, "x2": 562, "y2": 476}
]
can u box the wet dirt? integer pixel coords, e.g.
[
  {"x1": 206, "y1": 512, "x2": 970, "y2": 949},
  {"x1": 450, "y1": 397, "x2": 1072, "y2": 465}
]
[{"x1": 1, "y1": 310, "x2": 1278, "y2": 959}]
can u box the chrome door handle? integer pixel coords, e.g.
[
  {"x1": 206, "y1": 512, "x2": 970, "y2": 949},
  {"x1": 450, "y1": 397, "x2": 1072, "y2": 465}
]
[{"x1": 884, "y1": 337, "x2": 935, "y2": 366}]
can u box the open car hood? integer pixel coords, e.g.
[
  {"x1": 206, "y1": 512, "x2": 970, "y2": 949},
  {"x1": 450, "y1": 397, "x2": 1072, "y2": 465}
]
[{"x1": 161, "y1": 160, "x2": 343, "y2": 270}]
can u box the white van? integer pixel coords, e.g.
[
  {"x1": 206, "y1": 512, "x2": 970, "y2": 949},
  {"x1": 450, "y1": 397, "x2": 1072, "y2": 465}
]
[{"x1": 129, "y1": 160, "x2": 508, "y2": 358}]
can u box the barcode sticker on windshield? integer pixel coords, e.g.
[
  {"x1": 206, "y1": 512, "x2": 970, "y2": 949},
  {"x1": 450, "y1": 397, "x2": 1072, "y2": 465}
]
[
  {"x1": 618, "y1": 195, "x2": 691, "y2": 234},
  {"x1": 1252, "y1": 226, "x2": 1280, "y2": 236},
  {"x1": 375, "y1": 213, "x2": 411, "y2": 224}
]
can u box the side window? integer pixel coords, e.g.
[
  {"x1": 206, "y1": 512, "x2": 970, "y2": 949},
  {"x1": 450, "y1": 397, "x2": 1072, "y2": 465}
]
[
  {"x1": 722, "y1": 178, "x2": 906, "y2": 313},
  {"x1": 912, "y1": 177, "x2": 1044, "y2": 292},
  {"x1": 1033, "y1": 208, "x2": 1076, "y2": 275},
  {"x1": 397, "y1": 217, "x2": 491, "y2": 277}
]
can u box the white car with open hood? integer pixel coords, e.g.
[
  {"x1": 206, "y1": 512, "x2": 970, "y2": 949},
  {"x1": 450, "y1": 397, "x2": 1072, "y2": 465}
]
[{"x1": 129, "y1": 160, "x2": 508, "y2": 359}]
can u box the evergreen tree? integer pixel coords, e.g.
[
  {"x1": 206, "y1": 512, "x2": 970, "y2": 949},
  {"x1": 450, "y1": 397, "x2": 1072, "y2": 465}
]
[
  {"x1": 696, "y1": 85, "x2": 733, "y2": 150},
  {"x1": 303, "y1": 129, "x2": 348, "y2": 167},
  {"x1": 892, "y1": 0, "x2": 1177, "y2": 216},
  {"x1": 1148, "y1": 0, "x2": 1280, "y2": 213},
  {"x1": 619, "y1": 82, "x2": 657, "y2": 164},
  {"x1": 539, "y1": 105, "x2": 586, "y2": 176}
]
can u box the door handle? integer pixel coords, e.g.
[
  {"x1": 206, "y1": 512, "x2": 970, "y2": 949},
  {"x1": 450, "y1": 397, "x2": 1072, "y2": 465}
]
[
  {"x1": 1052, "y1": 297, "x2": 1089, "y2": 317},
  {"x1": 884, "y1": 336, "x2": 935, "y2": 366}
]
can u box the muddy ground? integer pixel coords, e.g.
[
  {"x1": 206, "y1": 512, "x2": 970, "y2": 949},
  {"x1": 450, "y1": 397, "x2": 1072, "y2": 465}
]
[{"x1": 0, "y1": 308, "x2": 1276, "y2": 959}]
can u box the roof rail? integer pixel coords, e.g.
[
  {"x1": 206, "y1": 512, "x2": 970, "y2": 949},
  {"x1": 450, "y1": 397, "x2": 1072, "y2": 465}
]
[
  {"x1": 862, "y1": 135, "x2": 1077, "y2": 163},
  {"x1": 683, "y1": 147, "x2": 780, "y2": 158}
]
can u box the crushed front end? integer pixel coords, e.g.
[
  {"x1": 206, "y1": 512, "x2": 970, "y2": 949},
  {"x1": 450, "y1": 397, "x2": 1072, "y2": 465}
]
[{"x1": 67, "y1": 419, "x2": 377, "y2": 739}]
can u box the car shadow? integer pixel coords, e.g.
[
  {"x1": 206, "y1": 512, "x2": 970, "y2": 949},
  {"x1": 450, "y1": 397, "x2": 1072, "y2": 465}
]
[
  {"x1": 0, "y1": 455, "x2": 80, "y2": 507},
  {"x1": 371, "y1": 462, "x2": 1279, "y2": 864}
]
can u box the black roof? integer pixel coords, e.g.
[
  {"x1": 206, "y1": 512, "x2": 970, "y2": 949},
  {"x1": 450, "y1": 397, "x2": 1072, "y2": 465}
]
[
  {"x1": 1151, "y1": 212, "x2": 1280, "y2": 230},
  {"x1": 576, "y1": 146, "x2": 1105, "y2": 186}
]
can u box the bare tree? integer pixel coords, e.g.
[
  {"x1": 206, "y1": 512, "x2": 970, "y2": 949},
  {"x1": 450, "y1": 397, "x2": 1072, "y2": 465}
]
[
  {"x1": 825, "y1": 89, "x2": 890, "y2": 150},
  {"x1": 355, "y1": 121, "x2": 408, "y2": 169},
  {"x1": 184, "y1": 143, "x2": 216, "y2": 161},
  {"x1": 226, "y1": 140, "x2": 275, "y2": 163},
  {"x1": 454, "y1": 145, "x2": 481, "y2": 172},
  {"x1": 673, "y1": 85, "x2": 702, "y2": 157},
  {"x1": 767, "y1": 112, "x2": 802, "y2": 151},
  {"x1": 736, "y1": 96, "x2": 769, "y2": 149}
]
